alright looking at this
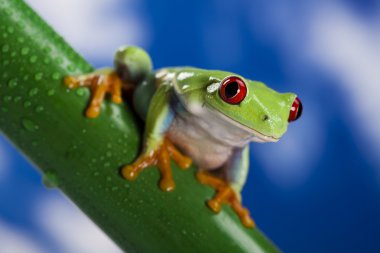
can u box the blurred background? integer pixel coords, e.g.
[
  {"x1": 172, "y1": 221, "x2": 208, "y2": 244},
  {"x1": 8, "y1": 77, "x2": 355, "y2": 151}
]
[{"x1": 1, "y1": 0, "x2": 380, "y2": 252}]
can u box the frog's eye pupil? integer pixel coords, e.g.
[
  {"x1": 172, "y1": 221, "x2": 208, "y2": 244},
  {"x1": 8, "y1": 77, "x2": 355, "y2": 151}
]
[
  {"x1": 225, "y1": 82, "x2": 239, "y2": 98},
  {"x1": 288, "y1": 97, "x2": 303, "y2": 122},
  {"x1": 219, "y1": 76, "x2": 247, "y2": 104}
]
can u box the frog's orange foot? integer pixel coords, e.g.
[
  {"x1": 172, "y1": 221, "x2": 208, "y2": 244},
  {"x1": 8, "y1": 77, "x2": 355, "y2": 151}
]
[
  {"x1": 121, "y1": 138, "x2": 192, "y2": 192},
  {"x1": 64, "y1": 72, "x2": 124, "y2": 118},
  {"x1": 196, "y1": 170, "x2": 255, "y2": 228}
]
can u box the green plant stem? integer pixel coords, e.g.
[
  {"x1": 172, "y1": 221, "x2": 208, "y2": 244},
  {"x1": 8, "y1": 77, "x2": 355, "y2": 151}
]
[{"x1": 0, "y1": 1, "x2": 280, "y2": 252}]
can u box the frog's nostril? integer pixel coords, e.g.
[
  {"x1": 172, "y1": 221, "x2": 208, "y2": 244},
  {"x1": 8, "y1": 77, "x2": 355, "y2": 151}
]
[
  {"x1": 288, "y1": 97, "x2": 303, "y2": 122},
  {"x1": 262, "y1": 115, "x2": 269, "y2": 121}
]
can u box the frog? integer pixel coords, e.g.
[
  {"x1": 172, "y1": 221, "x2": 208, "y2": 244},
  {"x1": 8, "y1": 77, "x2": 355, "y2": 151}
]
[{"x1": 64, "y1": 46, "x2": 303, "y2": 228}]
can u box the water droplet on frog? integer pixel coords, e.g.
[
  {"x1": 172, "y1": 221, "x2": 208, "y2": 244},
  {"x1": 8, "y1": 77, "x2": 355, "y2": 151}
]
[
  {"x1": 34, "y1": 73, "x2": 43, "y2": 81},
  {"x1": 21, "y1": 118, "x2": 39, "y2": 132},
  {"x1": 8, "y1": 78, "x2": 18, "y2": 88},
  {"x1": 112, "y1": 186, "x2": 118, "y2": 192},
  {"x1": 106, "y1": 151, "x2": 112, "y2": 157},
  {"x1": 29, "y1": 87, "x2": 39, "y2": 97}
]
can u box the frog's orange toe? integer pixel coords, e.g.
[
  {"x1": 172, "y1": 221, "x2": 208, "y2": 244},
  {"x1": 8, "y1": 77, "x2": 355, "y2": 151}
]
[
  {"x1": 196, "y1": 170, "x2": 256, "y2": 229},
  {"x1": 63, "y1": 71, "x2": 125, "y2": 118},
  {"x1": 121, "y1": 165, "x2": 139, "y2": 181},
  {"x1": 160, "y1": 178, "x2": 176, "y2": 192},
  {"x1": 112, "y1": 95, "x2": 123, "y2": 104},
  {"x1": 241, "y1": 213, "x2": 255, "y2": 228},
  {"x1": 86, "y1": 106, "x2": 100, "y2": 118},
  {"x1": 207, "y1": 199, "x2": 221, "y2": 213},
  {"x1": 166, "y1": 140, "x2": 192, "y2": 170},
  {"x1": 121, "y1": 138, "x2": 189, "y2": 191},
  {"x1": 177, "y1": 156, "x2": 192, "y2": 170},
  {"x1": 64, "y1": 76, "x2": 77, "y2": 88}
]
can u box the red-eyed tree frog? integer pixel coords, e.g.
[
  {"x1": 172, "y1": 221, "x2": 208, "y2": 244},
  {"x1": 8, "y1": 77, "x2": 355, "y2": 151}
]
[{"x1": 64, "y1": 46, "x2": 302, "y2": 228}]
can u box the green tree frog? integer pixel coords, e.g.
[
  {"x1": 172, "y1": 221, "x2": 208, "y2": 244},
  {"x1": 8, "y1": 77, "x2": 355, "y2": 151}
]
[{"x1": 64, "y1": 46, "x2": 303, "y2": 228}]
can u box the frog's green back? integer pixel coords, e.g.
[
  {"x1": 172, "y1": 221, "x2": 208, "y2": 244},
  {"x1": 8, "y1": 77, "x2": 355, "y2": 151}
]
[{"x1": 165, "y1": 67, "x2": 235, "y2": 94}]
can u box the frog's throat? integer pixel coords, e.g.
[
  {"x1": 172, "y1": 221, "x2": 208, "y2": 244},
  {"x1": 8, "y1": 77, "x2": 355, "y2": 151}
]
[{"x1": 209, "y1": 106, "x2": 279, "y2": 143}]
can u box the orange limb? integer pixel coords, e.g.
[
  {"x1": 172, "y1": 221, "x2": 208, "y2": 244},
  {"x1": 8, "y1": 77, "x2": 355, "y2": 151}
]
[
  {"x1": 196, "y1": 170, "x2": 255, "y2": 228},
  {"x1": 121, "y1": 138, "x2": 192, "y2": 192},
  {"x1": 64, "y1": 72, "x2": 125, "y2": 118}
]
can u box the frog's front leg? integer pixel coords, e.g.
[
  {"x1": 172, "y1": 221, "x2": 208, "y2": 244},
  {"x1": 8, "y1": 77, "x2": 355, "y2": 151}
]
[
  {"x1": 64, "y1": 69, "x2": 124, "y2": 118},
  {"x1": 121, "y1": 85, "x2": 192, "y2": 191},
  {"x1": 196, "y1": 146, "x2": 255, "y2": 228}
]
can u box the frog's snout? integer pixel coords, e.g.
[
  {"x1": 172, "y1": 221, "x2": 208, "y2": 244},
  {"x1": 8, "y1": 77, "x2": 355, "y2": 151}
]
[{"x1": 288, "y1": 97, "x2": 303, "y2": 122}]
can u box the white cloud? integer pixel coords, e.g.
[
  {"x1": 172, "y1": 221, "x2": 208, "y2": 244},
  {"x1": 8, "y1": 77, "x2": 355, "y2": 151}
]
[
  {"x1": 244, "y1": 1, "x2": 380, "y2": 185},
  {"x1": 306, "y1": 4, "x2": 380, "y2": 168},
  {"x1": 35, "y1": 195, "x2": 122, "y2": 253},
  {"x1": 25, "y1": 0, "x2": 150, "y2": 64},
  {"x1": 0, "y1": 220, "x2": 48, "y2": 253}
]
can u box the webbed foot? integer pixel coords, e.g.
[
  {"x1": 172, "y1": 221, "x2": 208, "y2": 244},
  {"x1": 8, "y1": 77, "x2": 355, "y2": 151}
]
[
  {"x1": 64, "y1": 71, "x2": 124, "y2": 118},
  {"x1": 196, "y1": 170, "x2": 255, "y2": 228},
  {"x1": 121, "y1": 138, "x2": 192, "y2": 191}
]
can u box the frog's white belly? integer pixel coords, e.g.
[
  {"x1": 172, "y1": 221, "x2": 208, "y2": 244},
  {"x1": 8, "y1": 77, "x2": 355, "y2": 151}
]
[
  {"x1": 168, "y1": 120, "x2": 232, "y2": 169},
  {"x1": 167, "y1": 107, "x2": 255, "y2": 169}
]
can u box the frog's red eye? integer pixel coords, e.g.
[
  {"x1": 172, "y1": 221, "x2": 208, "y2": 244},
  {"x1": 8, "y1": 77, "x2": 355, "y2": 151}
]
[
  {"x1": 288, "y1": 97, "x2": 303, "y2": 122},
  {"x1": 219, "y1": 76, "x2": 247, "y2": 104}
]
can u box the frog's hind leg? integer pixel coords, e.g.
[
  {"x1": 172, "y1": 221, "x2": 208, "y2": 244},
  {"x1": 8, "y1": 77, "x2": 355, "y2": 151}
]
[
  {"x1": 196, "y1": 170, "x2": 255, "y2": 228},
  {"x1": 64, "y1": 70, "x2": 124, "y2": 118}
]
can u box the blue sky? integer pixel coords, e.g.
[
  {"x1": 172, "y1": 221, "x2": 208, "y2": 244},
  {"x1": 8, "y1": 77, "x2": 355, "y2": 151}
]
[{"x1": 1, "y1": 0, "x2": 380, "y2": 252}]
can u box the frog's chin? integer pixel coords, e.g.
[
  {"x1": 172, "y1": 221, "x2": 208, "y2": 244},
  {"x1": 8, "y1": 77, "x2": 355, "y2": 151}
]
[{"x1": 211, "y1": 108, "x2": 279, "y2": 143}]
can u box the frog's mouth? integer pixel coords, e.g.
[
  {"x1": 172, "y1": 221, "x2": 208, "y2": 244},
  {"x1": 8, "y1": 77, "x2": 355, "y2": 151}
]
[{"x1": 210, "y1": 106, "x2": 279, "y2": 143}]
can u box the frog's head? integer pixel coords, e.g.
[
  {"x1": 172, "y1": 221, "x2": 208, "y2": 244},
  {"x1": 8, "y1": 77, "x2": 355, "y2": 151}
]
[{"x1": 171, "y1": 68, "x2": 302, "y2": 142}]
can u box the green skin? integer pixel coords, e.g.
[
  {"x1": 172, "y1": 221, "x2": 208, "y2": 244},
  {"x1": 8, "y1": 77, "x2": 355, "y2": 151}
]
[{"x1": 115, "y1": 46, "x2": 297, "y2": 196}]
